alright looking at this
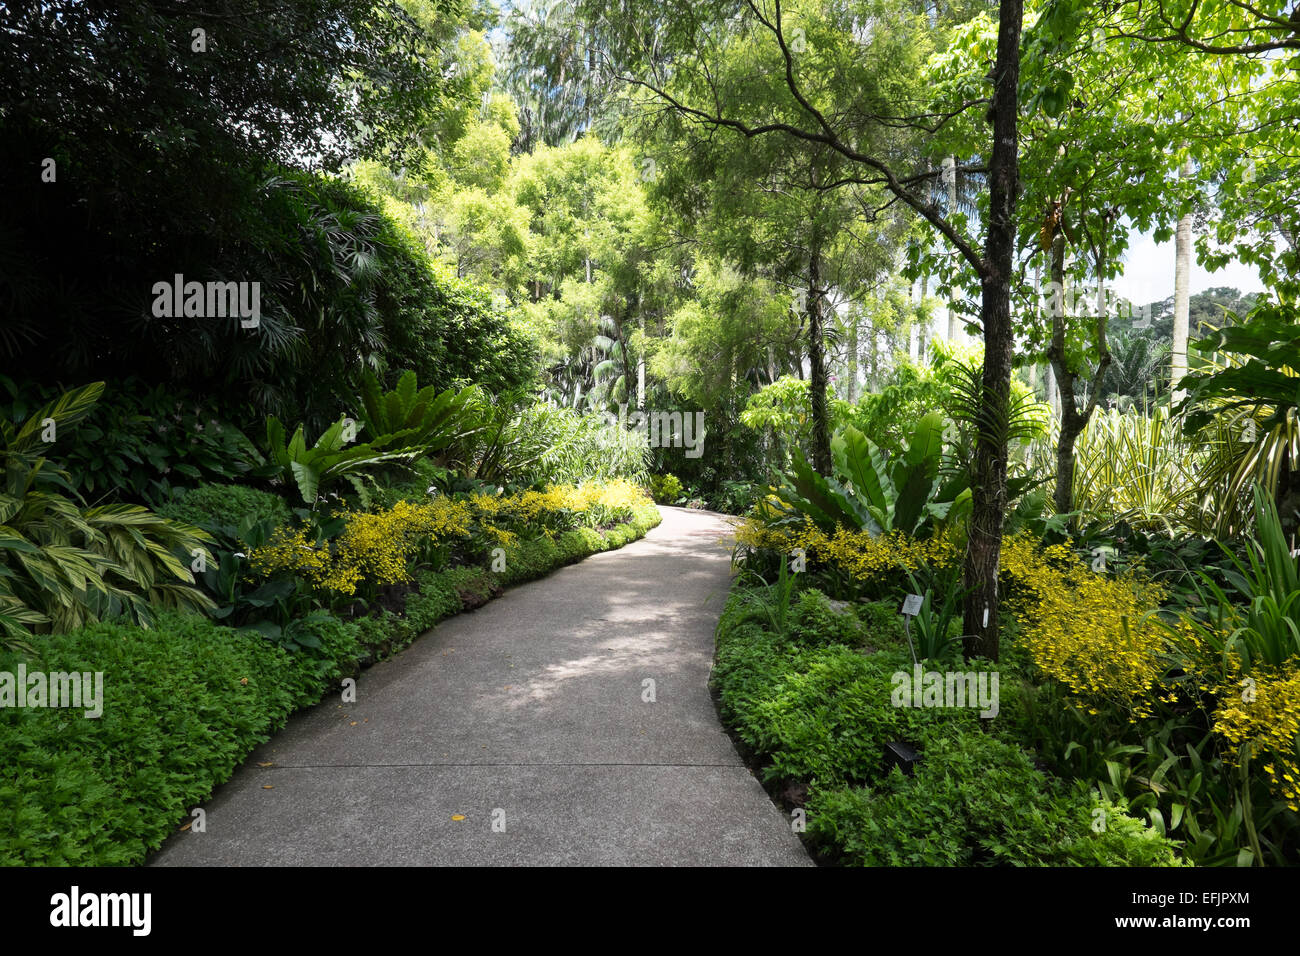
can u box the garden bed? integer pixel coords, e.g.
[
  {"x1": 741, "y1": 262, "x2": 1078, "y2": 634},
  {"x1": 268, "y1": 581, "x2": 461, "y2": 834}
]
[{"x1": 0, "y1": 501, "x2": 660, "y2": 866}]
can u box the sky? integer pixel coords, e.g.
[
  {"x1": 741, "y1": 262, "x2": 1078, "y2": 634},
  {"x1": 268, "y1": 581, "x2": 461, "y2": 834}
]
[{"x1": 1110, "y1": 227, "x2": 1267, "y2": 306}]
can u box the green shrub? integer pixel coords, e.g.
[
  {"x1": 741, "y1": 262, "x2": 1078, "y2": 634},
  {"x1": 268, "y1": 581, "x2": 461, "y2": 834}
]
[
  {"x1": 1, "y1": 377, "x2": 262, "y2": 504},
  {"x1": 806, "y1": 731, "x2": 1183, "y2": 867},
  {"x1": 712, "y1": 620, "x2": 977, "y2": 785},
  {"x1": 0, "y1": 382, "x2": 220, "y2": 646},
  {"x1": 0, "y1": 610, "x2": 353, "y2": 865},
  {"x1": 157, "y1": 482, "x2": 292, "y2": 531},
  {"x1": 789, "y1": 589, "x2": 864, "y2": 647},
  {"x1": 650, "y1": 473, "x2": 682, "y2": 504},
  {"x1": 855, "y1": 599, "x2": 906, "y2": 649}
]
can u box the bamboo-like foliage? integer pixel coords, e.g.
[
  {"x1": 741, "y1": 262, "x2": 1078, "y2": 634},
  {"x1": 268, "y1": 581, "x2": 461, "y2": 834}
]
[
  {"x1": 0, "y1": 386, "x2": 215, "y2": 648},
  {"x1": 1070, "y1": 407, "x2": 1206, "y2": 533}
]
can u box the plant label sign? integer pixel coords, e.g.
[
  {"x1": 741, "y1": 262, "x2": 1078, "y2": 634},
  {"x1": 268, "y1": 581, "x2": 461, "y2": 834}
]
[{"x1": 901, "y1": 594, "x2": 924, "y2": 617}]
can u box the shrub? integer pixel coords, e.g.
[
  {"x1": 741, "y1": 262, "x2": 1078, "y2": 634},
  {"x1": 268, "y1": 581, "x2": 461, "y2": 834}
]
[
  {"x1": 650, "y1": 473, "x2": 682, "y2": 504},
  {"x1": 156, "y1": 482, "x2": 292, "y2": 531},
  {"x1": 0, "y1": 611, "x2": 354, "y2": 865},
  {"x1": 247, "y1": 498, "x2": 475, "y2": 599},
  {"x1": 1, "y1": 376, "x2": 262, "y2": 504},
  {"x1": 789, "y1": 589, "x2": 864, "y2": 647},
  {"x1": 712, "y1": 604, "x2": 979, "y2": 786},
  {"x1": 806, "y1": 731, "x2": 1183, "y2": 867},
  {"x1": 461, "y1": 399, "x2": 651, "y2": 486},
  {"x1": 0, "y1": 383, "x2": 216, "y2": 645}
]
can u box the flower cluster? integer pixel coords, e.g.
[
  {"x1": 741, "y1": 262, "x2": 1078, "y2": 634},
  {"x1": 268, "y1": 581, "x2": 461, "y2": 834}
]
[
  {"x1": 736, "y1": 515, "x2": 960, "y2": 578},
  {"x1": 248, "y1": 498, "x2": 474, "y2": 596},
  {"x1": 1214, "y1": 668, "x2": 1300, "y2": 812},
  {"x1": 999, "y1": 534, "x2": 1167, "y2": 718},
  {"x1": 247, "y1": 481, "x2": 652, "y2": 598},
  {"x1": 740, "y1": 515, "x2": 1167, "y2": 716},
  {"x1": 467, "y1": 480, "x2": 648, "y2": 536}
]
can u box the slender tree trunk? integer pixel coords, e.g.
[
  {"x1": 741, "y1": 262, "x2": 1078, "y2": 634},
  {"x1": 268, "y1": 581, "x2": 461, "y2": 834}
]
[
  {"x1": 1172, "y1": 157, "x2": 1194, "y2": 401},
  {"x1": 1048, "y1": 221, "x2": 1113, "y2": 515},
  {"x1": 919, "y1": 272, "x2": 931, "y2": 364},
  {"x1": 637, "y1": 314, "x2": 646, "y2": 409},
  {"x1": 848, "y1": 318, "x2": 860, "y2": 403},
  {"x1": 807, "y1": 237, "x2": 833, "y2": 475},
  {"x1": 962, "y1": 0, "x2": 1023, "y2": 663},
  {"x1": 1049, "y1": 233, "x2": 1080, "y2": 514},
  {"x1": 946, "y1": 155, "x2": 960, "y2": 343}
]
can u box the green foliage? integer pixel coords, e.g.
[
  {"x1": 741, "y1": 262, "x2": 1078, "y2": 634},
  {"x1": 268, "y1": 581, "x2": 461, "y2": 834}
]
[
  {"x1": 1176, "y1": 484, "x2": 1300, "y2": 671},
  {"x1": 358, "y1": 370, "x2": 485, "y2": 454},
  {"x1": 789, "y1": 590, "x2": 865, "y2": 648},
  {"x1": 903, "y1": 570, "x2": 966, "y2": 663},
  {"x1": 768, "y1": 415, "x2": 969, "y2": 537},
  {"x1": 806, "y1": 733, "x2": 1183, "y2": 867},
  {"x1": 720, "y1": 561, "x2": 801, "y2": 639},
  {"x1": 715, "y1": 571, "x2": 1184, "y2": 866},
  {"x1": 1180, "y1": 299, "x2": 1300, "y2": 537},
  {"x1": 1013, "y1": 677, "x2": 1298, "y2": 867},
  {"x1": 459, "y1": 398, "x2": 651, "y2": 485},
  {"x1": 1181, "y1": 301, "x2": 1300, "y2": 436},
  {"x1": 0, "y1": 0, "x2": 476, "y2": 425},
  {"x1": 1070, "y1": 407, "x2": 1205, "y2": 534},
  {"x1": 843, "y1": 363, "x2": 952, "y2": 459},
  {"x1": 713, "y1": 627, "x2": 977, "y2": 786},
  {"x1": 0, "y1": 610, "x2": 358, "y2": 865},
  {"x1": 0, "y1": 377, "x2": 261, "y2": 504},
  {"x1": 0, "y1": 384, "x2": 215, "y2": 646},
  {"x1": 740, "y1": 376, "x2": 852, "y2": 465},
  {"x1": 649, "y1": 473, "x2": 682, "y2": 504},
  {"x1": 263, "y1": 414, "x2": 421, "y2": 506},
  {"x1": 156, "y1": 483, "x2": 292, "y2": 533}
]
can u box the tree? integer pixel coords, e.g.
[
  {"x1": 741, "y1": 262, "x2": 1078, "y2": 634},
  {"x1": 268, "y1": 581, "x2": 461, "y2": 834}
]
[
  {"x1": 0, "y1": 0, "x2": 476, "y2": 402},
  {"x1": 584, "y1": 0, "x2": 1026, "y2": 659},
  {"x1": 628, "y1": 15, "x2": 913, "y2": 473},
  {"x1": 498, "y1": 0, "x2": 626, "y2": 150}
]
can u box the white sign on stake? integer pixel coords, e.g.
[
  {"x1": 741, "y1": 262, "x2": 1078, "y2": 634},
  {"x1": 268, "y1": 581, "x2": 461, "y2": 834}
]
[{"x1": 901, "y1": 594, "x2": 924, "y2": 617}]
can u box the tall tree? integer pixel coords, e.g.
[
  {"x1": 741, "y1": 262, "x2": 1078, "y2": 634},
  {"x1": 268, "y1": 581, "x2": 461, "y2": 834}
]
[{"x1": 585, "y1": 0, "x2": 1026, "y2": 658}]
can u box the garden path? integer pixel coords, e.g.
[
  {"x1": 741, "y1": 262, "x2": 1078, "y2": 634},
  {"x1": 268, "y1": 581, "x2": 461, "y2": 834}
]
[{"x1": 151, "y1": 506, "x2": 812, "y2": 866}]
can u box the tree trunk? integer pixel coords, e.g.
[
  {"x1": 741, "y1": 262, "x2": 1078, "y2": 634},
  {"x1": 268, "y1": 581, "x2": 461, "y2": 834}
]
[
  {"x1": 848, "y1": 317, "x2": 860, "y2": 403},
  {"x1": 807, "y1": 239, "x2": 833, "y2": 475},
  {"x1": 1047, "y1": 218, "x2": 1113, "y2": 515},
  {"x1": 947, "y1": 155, "x2": 960, "y2": 343},
  {"x1": 962, "y1": 0, "x2": 1023, "y2": 663},
  {"x1": 919, "y1": 273, "x2": 931, "y2": 364},
  {"x1": 637, "y1": 314, "x2": 646, "y2": 410},
  {"x1": 1172, "y1": 157, "x2": 1194, "y2": 401}
]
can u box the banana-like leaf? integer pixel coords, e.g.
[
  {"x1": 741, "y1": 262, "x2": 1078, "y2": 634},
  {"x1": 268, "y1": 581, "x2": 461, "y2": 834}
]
[
  {"x1": 892, "y1": 412, "x2": 945, "y2": 534},
  {"x1": 4, "y1": 382, "x2": 105, "y2": 454},
  {"x1": 773, "y1": 448, "x2": 874, "y2": 533},
  {"x1": 290, "y1": 460, "x2": 321, "y2": 504},
  {"x1": 832, "y1": 425, "x2": 893, "y2": 515}
]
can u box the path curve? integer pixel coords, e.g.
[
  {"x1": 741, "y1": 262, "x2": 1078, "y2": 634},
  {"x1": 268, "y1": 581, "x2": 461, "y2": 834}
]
[{"x1": 152, "y1": 506, "x2": 812, "y2": 866}]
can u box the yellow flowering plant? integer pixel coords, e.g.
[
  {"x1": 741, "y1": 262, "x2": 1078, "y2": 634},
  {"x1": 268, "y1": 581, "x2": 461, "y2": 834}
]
[
  {"x1": 248, "y1": 497, "x2": 474, "y2": 599},
  {"x1": 1214, "y1": 667, "x2": 1300, "y2": 814},
  {"x1": 247, "y1": 480, "x2": 653, "y2": 602},
  {"x1": 738, "y1": 514, "x2": 1168, "y2": 716}
]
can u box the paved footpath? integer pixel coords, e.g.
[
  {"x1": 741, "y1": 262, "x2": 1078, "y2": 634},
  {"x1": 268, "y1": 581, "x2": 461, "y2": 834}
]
[{"x1": 152, "y1": 506, "x2": 812, "y2": 866}]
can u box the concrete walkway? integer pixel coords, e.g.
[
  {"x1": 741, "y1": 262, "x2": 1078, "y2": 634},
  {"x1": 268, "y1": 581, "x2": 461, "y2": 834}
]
[{"x1": 151, "y1": 506, "x2": 812, "y2": 867}]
